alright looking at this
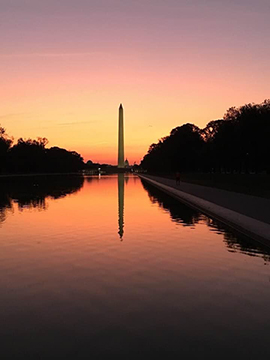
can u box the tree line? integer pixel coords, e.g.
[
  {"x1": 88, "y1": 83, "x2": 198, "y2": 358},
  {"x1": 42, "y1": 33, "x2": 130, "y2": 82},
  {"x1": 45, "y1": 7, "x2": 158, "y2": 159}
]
[
  {"x1": 140, "y1": 100, "x2": 270, "y2": 174},
  {"x1": 0, "y1": 131, "x2": 84, "y2": 174}
]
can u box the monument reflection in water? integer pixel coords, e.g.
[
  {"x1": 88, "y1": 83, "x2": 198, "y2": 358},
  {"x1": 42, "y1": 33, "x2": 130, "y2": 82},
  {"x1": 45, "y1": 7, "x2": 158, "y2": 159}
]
[
  {"x1": 118, "y1": 174, "x2": 124, "y2": 239},
  {"x1": 117, "y1": 173, "x2": 130, "y2": 240}
]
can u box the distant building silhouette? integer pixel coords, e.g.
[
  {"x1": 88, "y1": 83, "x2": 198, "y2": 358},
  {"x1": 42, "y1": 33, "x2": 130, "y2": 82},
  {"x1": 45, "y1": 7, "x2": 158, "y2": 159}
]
[{"x1": 124, "y1": 158, "x2": 129, "y2": 168}]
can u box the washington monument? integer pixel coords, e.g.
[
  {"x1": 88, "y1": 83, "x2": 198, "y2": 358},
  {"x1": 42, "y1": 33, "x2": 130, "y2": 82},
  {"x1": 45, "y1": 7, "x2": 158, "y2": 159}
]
[{"x1": 118, "y1": 104, "x2": 124, "y2": 168}]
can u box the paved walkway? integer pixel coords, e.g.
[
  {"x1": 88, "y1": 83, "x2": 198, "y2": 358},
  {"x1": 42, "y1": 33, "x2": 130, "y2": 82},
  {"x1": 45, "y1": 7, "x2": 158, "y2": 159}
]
[{"x1": 142, "y1": 175, "x2": 270, "y2": 225}]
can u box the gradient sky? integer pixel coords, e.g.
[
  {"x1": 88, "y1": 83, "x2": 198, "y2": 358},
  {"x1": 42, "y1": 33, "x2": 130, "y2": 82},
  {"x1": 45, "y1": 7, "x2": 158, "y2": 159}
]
[{"x1": 1, "y1": 0, "x2": 269, "y2": 164}]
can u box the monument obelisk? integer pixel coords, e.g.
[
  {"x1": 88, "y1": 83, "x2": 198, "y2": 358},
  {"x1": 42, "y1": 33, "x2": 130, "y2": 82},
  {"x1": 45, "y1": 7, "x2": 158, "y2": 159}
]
[{"x1": 118, "y1": 104, "x2": 124, "y2": 168}]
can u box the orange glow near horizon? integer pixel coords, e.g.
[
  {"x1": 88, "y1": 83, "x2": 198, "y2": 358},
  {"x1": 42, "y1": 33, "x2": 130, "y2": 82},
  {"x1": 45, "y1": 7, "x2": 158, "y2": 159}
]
[{"x1": 1, "y1": 1, "x2": 269, "y2": 164}]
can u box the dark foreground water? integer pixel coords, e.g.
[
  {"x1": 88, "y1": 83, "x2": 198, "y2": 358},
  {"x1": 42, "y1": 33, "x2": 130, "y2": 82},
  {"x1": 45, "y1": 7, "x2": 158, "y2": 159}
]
[{"x1": 0, "y1": 175, "x2": 269, "y2": 358}]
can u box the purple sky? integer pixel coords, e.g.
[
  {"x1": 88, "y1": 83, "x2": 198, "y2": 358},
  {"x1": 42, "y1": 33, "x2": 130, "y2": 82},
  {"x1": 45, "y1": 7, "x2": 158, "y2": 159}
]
[{"x1": 1, "y1": 0, "x2": 269, "y2": 163}]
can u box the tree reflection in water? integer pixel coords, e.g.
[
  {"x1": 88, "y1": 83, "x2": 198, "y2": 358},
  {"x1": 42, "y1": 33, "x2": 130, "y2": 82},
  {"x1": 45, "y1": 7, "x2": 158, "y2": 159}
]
[
  {"x1": 0, "y1": 175, "x2": 84, "y2": 224},
  {"x1": 141, "y1": 179, "x2": 270, "y2": 263},
  {"x1": 0, "y1": 192, "x2": 13, "y2": 224}
]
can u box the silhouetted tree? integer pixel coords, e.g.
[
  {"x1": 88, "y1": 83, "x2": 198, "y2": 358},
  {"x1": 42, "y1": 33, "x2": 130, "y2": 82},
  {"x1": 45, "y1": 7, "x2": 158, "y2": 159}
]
[
  {"x1": 1, "y1": 133, "x2": 84, "y2": 174},
  {"x1": 7, "y1": 138, "x2": 48, "y2": 173},
  {"x1": 44, "y1": 147, "x2": 84, "y2": 173},
  {"x1": 202, "y1": 119, "x2": 236, "y2": 172},
  {"x1": 0, "y1": 126, "x2": 13, "y2": 173},
  {"x1": 141, "y1": 123, "x2": 204, "y2": 172},
  {"x1": 141, "y1": 100, "x2": 270, "y2": 174}
]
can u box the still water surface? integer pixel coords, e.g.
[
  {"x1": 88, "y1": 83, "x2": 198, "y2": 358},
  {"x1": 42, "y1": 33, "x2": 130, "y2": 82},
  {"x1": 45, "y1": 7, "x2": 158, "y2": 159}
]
[{"x1": 0, "y1": 175, "x2": 270, "y2": 358}]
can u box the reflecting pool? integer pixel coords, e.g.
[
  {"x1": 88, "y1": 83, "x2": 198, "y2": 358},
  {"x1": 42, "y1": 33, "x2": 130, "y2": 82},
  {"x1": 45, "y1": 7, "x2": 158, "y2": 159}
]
[{"x1": 0, "y1": 175, "x2": 269, "y2": 358}]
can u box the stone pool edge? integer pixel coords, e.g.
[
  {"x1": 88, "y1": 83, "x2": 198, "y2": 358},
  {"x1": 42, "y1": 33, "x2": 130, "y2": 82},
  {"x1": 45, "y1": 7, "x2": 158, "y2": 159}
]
[{"x1": 139, "y1": 174, "x2": 270, "y2": 248}]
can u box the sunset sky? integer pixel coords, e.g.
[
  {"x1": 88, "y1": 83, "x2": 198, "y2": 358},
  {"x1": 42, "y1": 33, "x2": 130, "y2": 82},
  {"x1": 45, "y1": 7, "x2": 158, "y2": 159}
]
[{"x1": 1, "y1": 0, "x2": 269, "y2": 164}]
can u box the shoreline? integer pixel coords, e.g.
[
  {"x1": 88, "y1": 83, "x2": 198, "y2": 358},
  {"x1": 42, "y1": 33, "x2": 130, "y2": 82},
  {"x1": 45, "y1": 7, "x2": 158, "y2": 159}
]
[
  {"x1": 0, "y1": 172, "x2": 83, "y2": 178},
  {"x1": 139, "y1": 174, "x2": 270, "y2": 248}
]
